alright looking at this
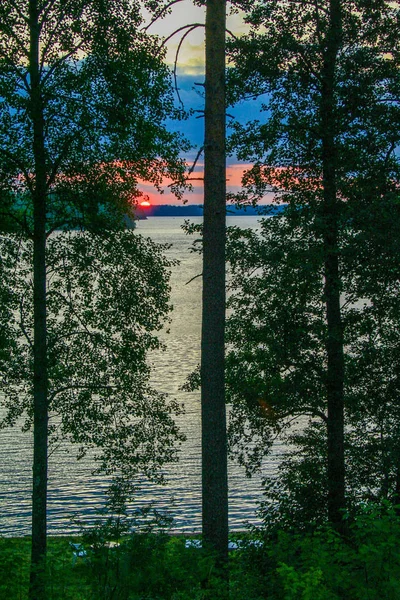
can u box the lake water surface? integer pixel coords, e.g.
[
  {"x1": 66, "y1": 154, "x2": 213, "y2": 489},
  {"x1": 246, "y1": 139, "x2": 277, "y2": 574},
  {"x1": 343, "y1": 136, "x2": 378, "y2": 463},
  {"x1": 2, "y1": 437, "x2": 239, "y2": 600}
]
[{"x1": 0, "y1": 217, "x2": 283, "y2": 536}]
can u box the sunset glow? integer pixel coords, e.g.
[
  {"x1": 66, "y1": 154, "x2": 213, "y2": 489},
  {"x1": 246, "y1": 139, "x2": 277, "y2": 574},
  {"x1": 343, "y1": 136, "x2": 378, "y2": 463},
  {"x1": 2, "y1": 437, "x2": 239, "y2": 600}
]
[{"x1": 140, "y1": 200, "x2": 151, "y2": 207}]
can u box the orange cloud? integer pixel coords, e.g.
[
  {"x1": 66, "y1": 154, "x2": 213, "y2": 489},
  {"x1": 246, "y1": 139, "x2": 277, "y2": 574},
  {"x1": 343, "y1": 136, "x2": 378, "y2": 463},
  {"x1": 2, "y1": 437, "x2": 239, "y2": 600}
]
[{"x1": 137, "y1": 161, "x2": 276, "y2": 205}]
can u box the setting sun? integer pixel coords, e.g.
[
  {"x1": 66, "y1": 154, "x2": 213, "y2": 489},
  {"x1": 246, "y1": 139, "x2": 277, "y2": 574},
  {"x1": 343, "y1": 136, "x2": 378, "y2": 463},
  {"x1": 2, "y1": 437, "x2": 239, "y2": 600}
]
[{"x1": 140, "y1": 200, "x2": 151, "y2": 207}]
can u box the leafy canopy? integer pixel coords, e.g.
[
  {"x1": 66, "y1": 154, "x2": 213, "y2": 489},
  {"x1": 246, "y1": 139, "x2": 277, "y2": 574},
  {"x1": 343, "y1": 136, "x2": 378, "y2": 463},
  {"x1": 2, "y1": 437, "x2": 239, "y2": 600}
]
[
  {"x1": 0, "y1": 230, "x2": 185, "y2": 486},
  {"x1": 0, "y1": 0, "x2": 189, "y2": 233},
  {"x1": 224, "y1": 0, "x2": 400, "y2": 525}
]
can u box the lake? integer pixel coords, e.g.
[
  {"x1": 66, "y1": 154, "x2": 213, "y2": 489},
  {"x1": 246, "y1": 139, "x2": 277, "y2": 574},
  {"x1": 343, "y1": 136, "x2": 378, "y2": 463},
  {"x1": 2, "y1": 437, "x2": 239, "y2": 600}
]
[{"x1": 0, "y1": 217, "x2": 284, "y2": 536}]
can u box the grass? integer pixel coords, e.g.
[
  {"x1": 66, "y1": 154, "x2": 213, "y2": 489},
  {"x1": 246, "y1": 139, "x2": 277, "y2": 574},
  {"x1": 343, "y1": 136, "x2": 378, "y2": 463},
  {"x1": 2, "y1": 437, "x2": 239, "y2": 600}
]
[
  {"x1": 0, "y1": 536, "x2": 92, "y2": 599},
  {"x1": 0, "y1": 533, "x2": 237, "y2": 600},
  {"x1": 3, "y1": 507, "x2": 400, "y2": 600}
]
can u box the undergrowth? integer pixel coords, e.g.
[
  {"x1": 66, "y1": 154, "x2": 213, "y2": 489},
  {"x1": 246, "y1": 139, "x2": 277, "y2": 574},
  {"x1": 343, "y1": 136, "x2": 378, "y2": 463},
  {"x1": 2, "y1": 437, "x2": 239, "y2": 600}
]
[{"x1": 2, "y1": 504, "x2": 400, "y2": 599}]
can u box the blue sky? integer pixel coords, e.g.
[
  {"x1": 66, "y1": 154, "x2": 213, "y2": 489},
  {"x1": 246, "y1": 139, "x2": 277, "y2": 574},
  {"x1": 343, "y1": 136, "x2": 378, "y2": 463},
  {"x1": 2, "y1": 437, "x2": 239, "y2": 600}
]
[{"x1": 139, "y1": 1, "x2": 272, "y2": 205}]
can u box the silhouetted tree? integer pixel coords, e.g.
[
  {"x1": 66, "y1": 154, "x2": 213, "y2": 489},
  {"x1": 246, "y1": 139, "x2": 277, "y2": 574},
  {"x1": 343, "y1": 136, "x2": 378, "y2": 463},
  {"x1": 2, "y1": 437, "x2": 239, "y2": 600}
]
[
  {"x1": 201, "y1": 0, "x2": 229, "y2": 564},
  {"x1": 0, "y1": 1, "x2": 187, "y2": 596},
  {"x1": 227, "y1": 0, "x2": 400, "y2": 530}
]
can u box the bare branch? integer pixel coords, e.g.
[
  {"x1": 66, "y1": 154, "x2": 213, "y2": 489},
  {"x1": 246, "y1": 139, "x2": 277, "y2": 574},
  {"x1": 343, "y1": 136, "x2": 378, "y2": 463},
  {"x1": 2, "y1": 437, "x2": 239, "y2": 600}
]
[
  {"x1": 160, "y1": 23, "x2": 205, "y2": 49},
  {"x1": 279, "y1": 406, "x2": 328, "y2": 423},
  {"x1": 185, "y1": 272, "x2": 203, "y2": 285},
  {"x1": 46, "y1": 135, "x2": 76, "y2": 190},
  {"x1": 173, "y1": 24, "x2": 202, "y2": 107},
  {"x1": 143, "y1": 0, "x2": 186, "y2": 32},
  {"x1": 384, "y1": 140, "x2": 396, "y2": 166},
  {"x1": 188, "y1": 146, "x2": 204, "y2": 177},
  {"x1": 167, "y1": 145, "x2": 205, "y2": 192},
  {"x1": 226, "y1": 29, "x2": 238, "y2": 40},
  {"x1": 295, "y1": 44, "x2": 321, "y2": 83}
]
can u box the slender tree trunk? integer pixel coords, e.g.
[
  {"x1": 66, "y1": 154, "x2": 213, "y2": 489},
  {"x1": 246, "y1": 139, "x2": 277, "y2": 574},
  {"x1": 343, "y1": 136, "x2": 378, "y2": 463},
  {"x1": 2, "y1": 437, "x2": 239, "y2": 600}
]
[
  {"x1": 201, "y1": 0, "x2": 228, "y2": 564},
  {"x1": 320, "y1": 0, "x2": 346, "y2": 530},
  {"x1": 394, "y1": 463, "x2": 400, "y2": 515},
  {"x1": 29, "y1": 1, "x2": 49, "y2": 597}
]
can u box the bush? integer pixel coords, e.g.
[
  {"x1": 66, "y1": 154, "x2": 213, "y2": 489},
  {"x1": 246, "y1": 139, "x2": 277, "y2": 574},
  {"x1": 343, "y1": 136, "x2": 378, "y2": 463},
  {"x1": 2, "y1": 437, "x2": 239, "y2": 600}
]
[
  {"x1": 3, "y1": 506, "x2": 400, "y2": 600},
  {"x1": 235, "y1": 502, "x2": 400, "y2": 599}
]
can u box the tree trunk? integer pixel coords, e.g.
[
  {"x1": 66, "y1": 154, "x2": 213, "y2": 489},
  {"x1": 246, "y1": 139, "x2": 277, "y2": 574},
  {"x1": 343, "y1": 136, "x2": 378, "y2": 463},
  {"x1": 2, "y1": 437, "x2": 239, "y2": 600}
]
[
  {"x1": 29, "y1": 1, "x2": 49, "y2": 597},
  {"x1": 394, "y1": 464, "x2": 400, "y2": 515},
  {"x1": 320, "y1": 0, "x2": 346, "y2": 531},
  {"x1": 201, "y1": 0, "x2": 228, "y2": 564}
]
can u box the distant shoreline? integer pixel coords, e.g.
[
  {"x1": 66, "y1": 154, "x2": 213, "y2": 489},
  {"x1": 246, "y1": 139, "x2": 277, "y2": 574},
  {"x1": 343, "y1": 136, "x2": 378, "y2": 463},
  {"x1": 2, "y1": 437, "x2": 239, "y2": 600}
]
[{"x1": 135, "y1": 204, "x2": 284, "y2": 219}]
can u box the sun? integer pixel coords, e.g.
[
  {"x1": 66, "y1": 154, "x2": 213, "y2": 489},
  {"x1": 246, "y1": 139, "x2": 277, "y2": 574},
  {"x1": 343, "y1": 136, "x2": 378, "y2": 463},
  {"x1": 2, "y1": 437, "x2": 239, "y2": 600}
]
[{"x1": 140, "y1": 200, "x2": 151, "y2": 207}]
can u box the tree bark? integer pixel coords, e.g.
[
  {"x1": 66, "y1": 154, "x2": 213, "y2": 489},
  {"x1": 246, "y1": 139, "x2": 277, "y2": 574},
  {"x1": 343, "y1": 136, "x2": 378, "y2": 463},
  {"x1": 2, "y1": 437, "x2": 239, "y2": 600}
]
[
  {"x1": 320, "y1": 0, "x2": 346, "y2": 531},
  {"x1": 394, "y1": 464, "x2": 400, "y2": 515},
  {"x1": 201, "y1": 0, "x2": 229, "y2": 564},
  {"x1": 29, "y1": 1, "x2": 49, "y2": 597}
]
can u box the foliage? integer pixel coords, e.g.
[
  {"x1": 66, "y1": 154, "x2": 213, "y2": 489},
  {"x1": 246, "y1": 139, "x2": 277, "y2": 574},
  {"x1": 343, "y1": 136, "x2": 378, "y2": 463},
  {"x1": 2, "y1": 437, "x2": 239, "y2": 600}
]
[
  {"x1": 227, "y1": 0, "x2": 400, "y2": 208},
  {"x1": 3, "y1": 508, "x2": 400, "y2": 599},
  {"x1": 223, "y1": 0, "x2": 400, "y2": 528},
  {"x1": 0, "y1": 3, "x2": 190, "y2": 586},
  {"x1": 225, "y1": 208, "x2": 400, "y2": 526},
  {"x1": 273, "y1": 503, "x2": 400, "y2": 600},
  {"x1": 0, "y1": 533, "x2": 223, "y2": 600},
  {"x1": 0, "y1": 230, "x2": 185, "y2": 492},
  {"x1": 85, "y1": 534, "x2": 209, "y2": 599},
  {"x1": 225, "y1": 214, "x2": 326, "y2": 474},
  {"x1": 0, "y1": 0, "x2": 189, "y2": 234},
  {"x1": 0, "y1": 537, "x2": 89, "y2": 600},
  {"x1": 232, "y1": 503, "x2": 400, "y2": 599},
  {"x1": 0, "y1": 236, "x2": 19, "y2": 367}
]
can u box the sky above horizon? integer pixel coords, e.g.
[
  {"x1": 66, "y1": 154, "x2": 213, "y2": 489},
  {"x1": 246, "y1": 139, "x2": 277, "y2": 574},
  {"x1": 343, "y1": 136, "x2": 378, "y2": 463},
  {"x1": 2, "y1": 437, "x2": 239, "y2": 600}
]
[{"x1": 139, "y1": 2, "x2": 272, "y2": 206}]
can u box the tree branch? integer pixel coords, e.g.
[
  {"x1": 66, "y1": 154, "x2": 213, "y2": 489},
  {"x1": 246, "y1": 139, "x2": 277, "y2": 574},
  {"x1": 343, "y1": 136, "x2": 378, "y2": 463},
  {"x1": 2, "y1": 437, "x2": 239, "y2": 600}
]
[
  {"x1": 1, "y1": 148, "x2": 33, "y2": 192},
  {"x1": 0, "y1": 19, "x2": 30, "y2": 57},
  {"x1": 143, "y1": 0, "x2": 186, "y2": 32},
  {"x1": 4, "y1": 0, "x2": 29, "y2": 24},
  {"x1": 18, "y1": 297, "x2": 34, "y2": 350},
  {"x1": 41, "y1": 41, "x2": 85, "y2": 85},
  {"x1": 278, "y1": 406, "x2": 328, "y2": 423},
  {"x1": 172, "y1": 24, "x2": 202, "y2": 106},
  {"x1": 185, "y1": 272, "x2": 203, "y2": 285},
  {"x1": 46, "y1": 135, "x2": 76, "y2": 190},
  {"x1": 160, "y1": 23, "x2": 205, "y2": 49},
  {"x1": 49, "y1": 382, "x2": 117, "y2": 403},
  {"x1": 0, "y1": 47, "x2": 30, "y2": 87}
]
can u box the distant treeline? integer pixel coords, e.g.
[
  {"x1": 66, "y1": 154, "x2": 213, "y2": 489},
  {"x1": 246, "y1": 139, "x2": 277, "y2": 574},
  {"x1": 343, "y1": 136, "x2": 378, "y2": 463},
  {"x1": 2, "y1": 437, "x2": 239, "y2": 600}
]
[{"x1": 136, "y1": 204, "x2": 285, "y2": 218}]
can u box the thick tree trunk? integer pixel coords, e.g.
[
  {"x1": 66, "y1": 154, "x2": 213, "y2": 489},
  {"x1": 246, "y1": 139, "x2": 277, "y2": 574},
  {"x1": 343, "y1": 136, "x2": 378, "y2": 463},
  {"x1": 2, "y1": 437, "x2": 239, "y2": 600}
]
[
  {"x1": 201, "y1": 0, "x2": 228, "y2": 564},
  {"x1": 321, "y1": 0, "x2": 346, "y2": 530},
  {"x1": 29, "y1": 1, "x2": 49, "y2": 598}
]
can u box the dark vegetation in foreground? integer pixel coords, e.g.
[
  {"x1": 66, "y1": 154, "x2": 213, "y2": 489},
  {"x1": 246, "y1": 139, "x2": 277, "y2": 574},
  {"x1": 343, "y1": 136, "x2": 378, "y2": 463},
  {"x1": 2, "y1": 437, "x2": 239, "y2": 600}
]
[{"x1": 2, "y1": 503, "x2": 400, "y2": 600}]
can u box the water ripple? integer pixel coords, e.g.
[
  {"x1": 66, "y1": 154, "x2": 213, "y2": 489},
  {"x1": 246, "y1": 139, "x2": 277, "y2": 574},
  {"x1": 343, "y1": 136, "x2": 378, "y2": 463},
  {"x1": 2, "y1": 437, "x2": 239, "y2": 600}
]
[{"x1": 0, "y1": 217, "x2": 274, "y2": 536}]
